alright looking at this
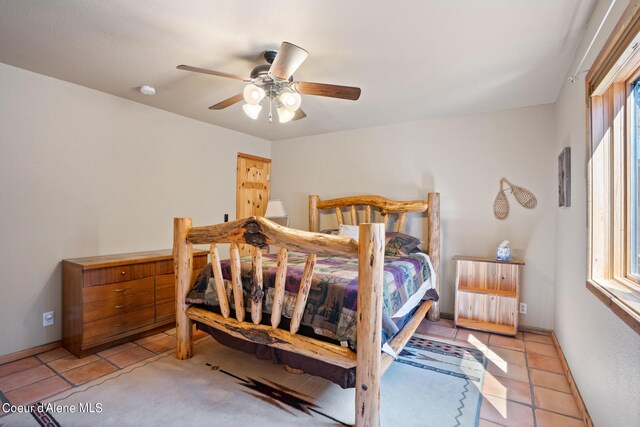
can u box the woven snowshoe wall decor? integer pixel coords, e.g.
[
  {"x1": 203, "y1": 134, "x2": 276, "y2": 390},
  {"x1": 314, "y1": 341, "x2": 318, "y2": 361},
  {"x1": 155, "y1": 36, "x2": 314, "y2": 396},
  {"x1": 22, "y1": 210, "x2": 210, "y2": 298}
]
[{"x1": 493, "y1": 178, "x2": 537, "y2": 220}]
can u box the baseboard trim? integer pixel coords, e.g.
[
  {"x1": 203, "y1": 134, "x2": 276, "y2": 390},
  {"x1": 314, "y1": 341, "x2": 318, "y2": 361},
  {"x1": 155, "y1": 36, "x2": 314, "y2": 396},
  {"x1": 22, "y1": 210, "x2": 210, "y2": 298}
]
[
  {"x1": 518, "y1": 324, "x2": 553, "y2": 335},
  {"x1": 0, "y1": 341, "x2": 62, "y2": 366},
  {"x1": 551, "y1": 332, "x2": 593, "y2": 427}
]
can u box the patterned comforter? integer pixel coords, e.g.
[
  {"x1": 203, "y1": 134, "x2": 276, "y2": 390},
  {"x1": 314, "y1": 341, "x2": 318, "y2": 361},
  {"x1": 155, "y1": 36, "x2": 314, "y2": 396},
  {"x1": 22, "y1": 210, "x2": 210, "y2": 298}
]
[{"x1": 186, "y1": 252, "x2": 437, "y2": 348}]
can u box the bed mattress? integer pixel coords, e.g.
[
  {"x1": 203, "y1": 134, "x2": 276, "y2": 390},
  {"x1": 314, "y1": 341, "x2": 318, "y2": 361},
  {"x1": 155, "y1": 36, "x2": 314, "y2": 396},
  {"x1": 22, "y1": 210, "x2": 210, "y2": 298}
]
[{"x1": 186, "y1": 251, "x2": 437, "y2": 349}]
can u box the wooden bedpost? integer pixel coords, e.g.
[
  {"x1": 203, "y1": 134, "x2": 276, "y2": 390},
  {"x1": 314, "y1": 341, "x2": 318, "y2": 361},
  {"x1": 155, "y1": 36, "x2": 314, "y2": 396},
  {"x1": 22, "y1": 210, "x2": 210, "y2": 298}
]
[
  {"x1": 426, "y1": 193, "x2": 441, "y2": 321},
  {"x1": 174, "y1": 217, "x2": 194, "y2": 360},
  {"x1": 309, "y1": 195, "x2": 320, "y2": 232},
  {"x1": 356, "y1": 223, "x2": 385, "y2": 427}
]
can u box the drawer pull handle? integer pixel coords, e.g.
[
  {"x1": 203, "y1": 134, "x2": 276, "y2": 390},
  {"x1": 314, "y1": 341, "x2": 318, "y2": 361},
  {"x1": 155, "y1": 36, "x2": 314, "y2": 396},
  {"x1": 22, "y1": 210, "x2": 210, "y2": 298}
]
[
  {"x1": 114, "y1": 304, "x2": 128, "y2": 309},
  {"x1": 112, "y1": 288, "x2": 129, "y2": 293},
  {"x1": 121, "y1": 271, "x2": 126, "y2": 275}
]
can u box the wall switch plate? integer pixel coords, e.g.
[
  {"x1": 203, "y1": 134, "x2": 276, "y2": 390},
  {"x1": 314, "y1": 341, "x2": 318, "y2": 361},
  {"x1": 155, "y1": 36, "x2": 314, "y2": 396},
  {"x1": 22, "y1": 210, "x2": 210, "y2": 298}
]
[
  {"x1": 519, "y1": 303, "x2": 527, "y2": 314},
  {"x1": 43, "y1": 311, "x2": 54, "y2": 327}
]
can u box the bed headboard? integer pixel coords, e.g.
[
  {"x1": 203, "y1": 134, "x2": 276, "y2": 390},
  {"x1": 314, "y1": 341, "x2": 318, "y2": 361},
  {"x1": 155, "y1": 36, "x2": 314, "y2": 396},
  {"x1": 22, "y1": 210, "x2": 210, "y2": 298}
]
[
  {"x1": 309, "y1": 193, "x2": 440, "y2": 320},
  {"x1": 309, "y1": 194, "x2": 430, "y2": 233}
]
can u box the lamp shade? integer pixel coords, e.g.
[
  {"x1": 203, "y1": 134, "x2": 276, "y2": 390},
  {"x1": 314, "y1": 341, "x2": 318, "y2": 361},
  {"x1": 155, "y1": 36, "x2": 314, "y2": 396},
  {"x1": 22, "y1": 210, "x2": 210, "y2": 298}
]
[
  {"x1": 265, "y1": 199, "x2": 287, "y2": 218},
  {"x1": 243, "y1": 84, "x2": 265, "y2": 105},
  {"x1": 279, "y1": 92, "x2": 301, "y2": 112},
  {"x1": 277, "y1": 106, "x2": 295, "y2": 123},
  {"x1": 242, "y1": 103, "x2": 262, "y2": 120}
]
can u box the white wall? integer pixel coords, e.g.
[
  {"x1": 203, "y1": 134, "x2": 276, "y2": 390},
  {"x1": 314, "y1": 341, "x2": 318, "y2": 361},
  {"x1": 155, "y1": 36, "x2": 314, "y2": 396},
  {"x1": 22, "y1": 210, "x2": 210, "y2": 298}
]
[
  {"x1": 554, "y1": 1, "x2": 640, "y2": 426},
  {"x1": 0, "y1": 63, "x2": 270, "y2": 357},
  {"x1": 271, "y1": 104, "x2": 557, "y2": 329}
]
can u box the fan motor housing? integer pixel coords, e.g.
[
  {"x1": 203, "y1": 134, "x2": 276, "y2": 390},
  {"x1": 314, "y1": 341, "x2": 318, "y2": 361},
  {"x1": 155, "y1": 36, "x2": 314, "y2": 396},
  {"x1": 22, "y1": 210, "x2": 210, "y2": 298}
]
[{"x1": 250, "y1": 64, "x2": 271, "y2": 80}]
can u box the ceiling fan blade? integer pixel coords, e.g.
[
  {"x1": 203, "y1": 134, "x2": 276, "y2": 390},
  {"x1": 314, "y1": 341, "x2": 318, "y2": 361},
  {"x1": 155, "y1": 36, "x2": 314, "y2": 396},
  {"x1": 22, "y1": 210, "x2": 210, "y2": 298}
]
[
  {"x1": 292, "y1": 109, "x2": 307, "y2": 121},
  {"x1": 268, "y1": 42, "x2": 309, "y2": 80},
  {"x1": 209, "y1": 93, "x2": 244, "y2": 110},
  {"x1": 177, "y1": 65, "x2": 250, "y2": 82},
  {"x1": 292, "y1": 81, "x2": 361, "y2": 101}
]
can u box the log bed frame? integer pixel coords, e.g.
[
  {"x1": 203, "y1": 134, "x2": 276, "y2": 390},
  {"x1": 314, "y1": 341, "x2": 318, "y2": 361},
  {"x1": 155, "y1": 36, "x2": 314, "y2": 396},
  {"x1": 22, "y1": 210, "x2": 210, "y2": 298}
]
[{"x1": 173, "y1": 193, "x2": 440, "y2": 426}]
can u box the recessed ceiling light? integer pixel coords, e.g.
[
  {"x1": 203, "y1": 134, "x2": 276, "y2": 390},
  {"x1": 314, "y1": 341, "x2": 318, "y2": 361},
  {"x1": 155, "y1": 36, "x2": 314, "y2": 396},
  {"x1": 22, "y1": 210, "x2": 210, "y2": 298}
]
[{"x1": 139, "y1": 85, "x2": 156, "y2": 96}]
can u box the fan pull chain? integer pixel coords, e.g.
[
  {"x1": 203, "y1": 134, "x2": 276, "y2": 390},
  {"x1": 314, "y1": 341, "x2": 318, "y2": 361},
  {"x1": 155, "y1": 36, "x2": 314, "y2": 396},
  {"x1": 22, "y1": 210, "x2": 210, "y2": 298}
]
[{"x1": 268, "y1": 89, "x2": 273, "y2": 123}]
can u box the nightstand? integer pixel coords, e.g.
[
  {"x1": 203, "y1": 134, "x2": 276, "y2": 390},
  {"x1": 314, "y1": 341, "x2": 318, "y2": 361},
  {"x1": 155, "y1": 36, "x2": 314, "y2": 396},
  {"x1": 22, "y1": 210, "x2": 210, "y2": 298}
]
[{"x1": 453, "y1": 255, "x2": 525, "y2": 336}]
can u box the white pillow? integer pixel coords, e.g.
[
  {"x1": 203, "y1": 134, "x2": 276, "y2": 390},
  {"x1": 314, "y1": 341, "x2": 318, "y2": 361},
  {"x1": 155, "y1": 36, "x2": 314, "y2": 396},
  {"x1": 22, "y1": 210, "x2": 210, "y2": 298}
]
[{"x1": 338, "y1": 224, "x2": 359, "y2": 242}]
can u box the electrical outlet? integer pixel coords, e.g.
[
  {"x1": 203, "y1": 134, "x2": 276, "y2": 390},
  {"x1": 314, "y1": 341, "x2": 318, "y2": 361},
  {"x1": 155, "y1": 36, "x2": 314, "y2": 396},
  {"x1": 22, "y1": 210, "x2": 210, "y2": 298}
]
[
  {"x1": 43, "y1": 311, "x2": 54, "y2": 327},
  {"x1": 519, "y1": 303, "x2": 527, "y2": 314}
]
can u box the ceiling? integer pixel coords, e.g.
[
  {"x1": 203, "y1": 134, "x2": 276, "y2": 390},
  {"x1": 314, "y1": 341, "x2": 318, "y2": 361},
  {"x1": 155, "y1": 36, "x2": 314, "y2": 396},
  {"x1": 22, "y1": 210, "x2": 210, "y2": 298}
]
[{"x1": 0, "y1": 0, "x2": 596, "y2": 141}]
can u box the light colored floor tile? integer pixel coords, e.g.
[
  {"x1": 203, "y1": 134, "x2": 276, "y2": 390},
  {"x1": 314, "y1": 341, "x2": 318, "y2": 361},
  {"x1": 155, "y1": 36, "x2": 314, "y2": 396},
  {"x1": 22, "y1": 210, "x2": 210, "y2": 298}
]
[
  {"x1": 488, "y1": 346, "x2": 527, "y2": 367},
  {"x1": 455, "y1": 328, "x2": 490, "y2": 345},
  {"x1": 526, "y1": 353, "x2": 563, "y2": 374},
  {"x1": 141, "y1": 335, "x2": 176, "y2": 354},
  {"x1": 36, "y1": 347, "x2": 72, "y2": 363},
  {"x1": 489, "y1": 335, "x2": 524, "y2": 351},
  {"x1": 533, "y1": 386, "x2": 581, "y2": 418},
  {"x1": 97, "y1": 342, "x2": 138, "y2": 358},
  {"x1": 479, "y1": 419, "x2": 505, "y2": 426},
  {"x1": 4, "y1": 376, "x2": 70, "y2": 406},
  {"x1": 62, "y1": 360, "x2": 118, "y2": 386},
  {"x1": 480, "y1": 394, "x2": 534, "y2": 427},
  {"x1": 529, "y1": 369, "x2": 571, "y2": 394},
  {"x1": 535, "y1": 409, "x2": 585, "y2": 427},
  {"x1": 47, "y1": 355, "x2": 99, "y2": 373},
  {"x1": 0, "y1": 365, "x2": 55, "y2": 393},
  {"x1": 487, "y1": 360, "x2": 529, "y2": 383},
  {"x1": 134, "y1": 333, "x2": 169, "y2": 345},
  {"x1": 430, "y1": 318, "x2": 455, "y2": 327},
  {"x1": 0, "y1": 357, "x2": 41, "y2": 378},
  {"x1": 424, "y1": 324, "x2": 457, "y2": 339},
  {"x1": 524, "y1": 341, "x2": 557, "y2": 358},
  {"x1": 106, "y1": 346, "x2": 154, "y2": 369},
  {"x1": 524, "y1": 332, "x2": 553, "y2": 345},
  {"x1": 482, "y1": 373, "x2": 532, "y2": 405}
]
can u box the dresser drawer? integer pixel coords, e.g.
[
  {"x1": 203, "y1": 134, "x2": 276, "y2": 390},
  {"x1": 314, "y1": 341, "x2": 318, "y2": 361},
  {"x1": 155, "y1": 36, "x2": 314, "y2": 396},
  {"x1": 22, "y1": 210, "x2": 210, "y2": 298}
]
[
  {"x1": 83, "y1": 307, "x2": 155, "y2": 343},
  {"x1": 156, "y1": 301, "x2": 175, "y2": 323},
  {"x1": 156, "y1": 268, "x2": 203, "y2": 303},
  {"x1": 83, "y1": 289, "x2": 154, "y2": 323},
  {"x1": 156, "y1": 274, "x2": 175, "y2": 303},
  {"x1": 83, "y1": 262, "x2": 155, "y2": 286},
  {"x1": 155, "y1": 255, "x2": 208, "y2": 275},
  {"x1": 83, "y1": 277, "x2": 155, "y2": 303}
]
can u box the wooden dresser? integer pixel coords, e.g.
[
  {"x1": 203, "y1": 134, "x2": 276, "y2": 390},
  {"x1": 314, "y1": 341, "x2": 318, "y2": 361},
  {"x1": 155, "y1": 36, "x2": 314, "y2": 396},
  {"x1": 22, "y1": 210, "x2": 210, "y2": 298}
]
[{"x1": 62, "y1": 249, "x2": 208, "y2": 357}]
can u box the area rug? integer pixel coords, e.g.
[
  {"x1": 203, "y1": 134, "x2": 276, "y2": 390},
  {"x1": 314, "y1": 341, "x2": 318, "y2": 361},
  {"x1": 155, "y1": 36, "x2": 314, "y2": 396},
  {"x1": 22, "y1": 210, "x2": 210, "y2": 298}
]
[{"x1": 2, "y1": 334, "x2": 486, "y2": 426}]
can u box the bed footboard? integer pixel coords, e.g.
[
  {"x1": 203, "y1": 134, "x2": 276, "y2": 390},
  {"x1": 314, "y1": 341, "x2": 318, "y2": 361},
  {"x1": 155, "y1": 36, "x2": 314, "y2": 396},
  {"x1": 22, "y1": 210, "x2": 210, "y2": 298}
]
[
  {"x1": 356, "y1": 223, "x2": 385, "y2": 426},
  {"x1": 173, "y1": 216, "x2": 386, "y2": 425}
]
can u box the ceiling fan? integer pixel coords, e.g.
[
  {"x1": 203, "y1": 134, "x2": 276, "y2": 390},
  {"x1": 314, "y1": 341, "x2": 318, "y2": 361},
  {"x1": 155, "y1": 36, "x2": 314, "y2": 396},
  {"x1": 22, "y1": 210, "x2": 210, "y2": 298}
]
[{"x1": 177, "y1": 42, "x2": 361, "y2": 123}]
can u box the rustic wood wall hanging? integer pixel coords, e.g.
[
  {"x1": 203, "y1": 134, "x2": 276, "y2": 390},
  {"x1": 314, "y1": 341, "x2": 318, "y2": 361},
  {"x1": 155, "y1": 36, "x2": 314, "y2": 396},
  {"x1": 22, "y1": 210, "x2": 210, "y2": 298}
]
[{"x1": 558, "y1": 147, "x2": 571, "y2": 207}]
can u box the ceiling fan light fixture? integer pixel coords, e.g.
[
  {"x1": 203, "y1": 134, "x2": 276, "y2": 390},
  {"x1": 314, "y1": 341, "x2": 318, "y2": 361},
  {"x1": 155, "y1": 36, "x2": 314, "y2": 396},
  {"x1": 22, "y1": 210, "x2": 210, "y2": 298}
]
[
  {"x1": 243, "y1": 84, "x2": 265, "y2": 105},
  {"x1": 279, "y1": 91, "x2": 301, "y2": 112},
  {"x1": 277, "y1": 106, "x2": 295, "y2": 123},
  {"x1": 242, "y1": 103, "x2": 262, "y2": 120}
]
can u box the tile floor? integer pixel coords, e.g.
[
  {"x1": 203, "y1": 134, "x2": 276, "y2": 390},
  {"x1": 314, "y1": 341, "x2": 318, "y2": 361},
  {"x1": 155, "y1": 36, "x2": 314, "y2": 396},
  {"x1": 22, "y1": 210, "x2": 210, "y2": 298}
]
[
  {"x1": 416, "y1": 318, "x2": 586, "y2": 427},
  {"x1": 0, "y1": 326, "x2": 208, "y2": 415},
  {"x1": 0, "y1": 321, "x2": 585, "y2": 426}
]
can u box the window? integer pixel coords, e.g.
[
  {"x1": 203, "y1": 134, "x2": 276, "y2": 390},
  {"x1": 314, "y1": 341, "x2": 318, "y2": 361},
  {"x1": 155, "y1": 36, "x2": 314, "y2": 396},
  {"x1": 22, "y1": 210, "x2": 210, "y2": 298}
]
[
  {"x1": 632, "y1": 79, "x2": 640, "y2": 278},
  {"x1": 587, "y1": 2, "x2": 640, "y2": 334}
]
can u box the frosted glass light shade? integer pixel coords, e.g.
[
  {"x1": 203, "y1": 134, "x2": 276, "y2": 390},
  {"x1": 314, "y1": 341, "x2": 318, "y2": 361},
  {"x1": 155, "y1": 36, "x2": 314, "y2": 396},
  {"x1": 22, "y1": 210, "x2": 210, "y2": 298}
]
[
  {"x1": 277, "y1": 106, "x2": 295, "y2": 123},
  {"x1": 265, "y1": 200, "x2": 287, "y2": 218},
  {"x1": 242, "y1": 103, "x2": 262, "y2": 119},
  {"x1": 243, "y1": 84, "x2": 265, "y2": 105},
  {"x1": 279, "y1": 92, "x2": 301, "y2": 112}
]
